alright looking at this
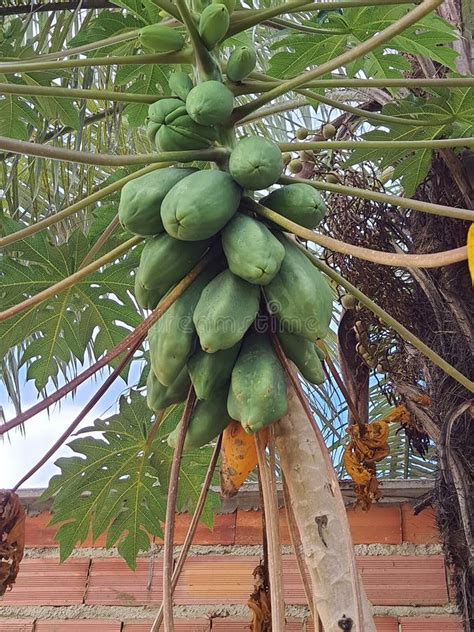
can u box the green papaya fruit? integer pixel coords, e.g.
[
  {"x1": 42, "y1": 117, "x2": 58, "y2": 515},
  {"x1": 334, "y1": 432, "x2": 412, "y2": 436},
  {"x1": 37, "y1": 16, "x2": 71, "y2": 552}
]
[
  {"x1": 198, "y1": 3, "x2": 229, "y2": 49},
  {"x1": 146, "y1": 366, "x2": 190, "y2": 412},
  {"x1": 156, "y1": 114, "x2": 217, "y2": 151},
  {"x1": 167, "y1": 384, "x2": 231, "y2": 450},
  {"x1": 169, "y1": 72, "x2": 194, "y2": 101},
  {"x1": 188, "y1": 342, "x2": 241, "y2": 400},
  {"x1": 260, "y1": 183, "x2": 326, "y2": 229},
  {"x1": 194, "y1": 269, "x2": 260, "y2": 352},
  {"x1": 148, "y1": 99, "x2": 216, "y2": 151},
  {"x1": 229, "y1": 136, "x2": 283, "y2": 190},
  {"x1": 146, "y1": 120, "x2": 160, "y2": 144},
  {"x1": 149, "y1": 269, "x2": 213, "y2": 386},
  {"x1": 226, "y1": 45, "x2": 256, "y2": 82},
  {"x1": 148, "y1": 98, "x2": 184, "y2": 124},
  {"x1": 263, "y1": 236, "x2": 333, "y2": 342},
  {"x1": 134, "y1": 274, "x2": 162, "y2": 310},
  {"x1": 221, "y1": 213, "x2": 285, "y2": 285},
  {"x1": 139, "y1": 24, "x2": 185, "y2": 53},
  {"x1": 161, "y1": 170, "x2": 242, "y2": 241},
  {"x1": 186, "y1": 81, "x2": 234, "y2": 126},
  {"x1": 227, "y1": 332, "x2": 287, "y2": 433},
  {"x1": 119, "y1": 167, "x2": 196, "y2": 237},
  {"x1": 136, "y1": 233, "x2": 210, "y2": 296},
  {"x1": 212, "y1": 0, "x2": 236, "y2": 12},
  {"x1": 276, "y1": 329, "x2": 325, "y2": 385}
]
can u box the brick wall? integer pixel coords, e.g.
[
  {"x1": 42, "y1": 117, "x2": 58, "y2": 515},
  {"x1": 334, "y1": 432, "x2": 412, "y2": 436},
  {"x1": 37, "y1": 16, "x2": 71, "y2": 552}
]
[{"x1": 0, "y1": 483, "x2": 462, "y2": 631}]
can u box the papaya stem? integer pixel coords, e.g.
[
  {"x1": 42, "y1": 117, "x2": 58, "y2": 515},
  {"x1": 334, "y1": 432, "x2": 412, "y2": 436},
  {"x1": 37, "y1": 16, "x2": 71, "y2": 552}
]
[
  {"x1": 175, "y1": 0, "x2": 220, "y2": 81},
  {"x1": 79, "y1": 215, "x2": 120, "y2": 269},
  {"x1": 0, "y1": 236, "x2": 142, "y2": 323},
  {"x1": 0, "y1": 49, "x2": 193, "y2": 74},
  {"x1": 228, "y1": 0, "x2": 316, "y2": 36},
  {"x1": 279, "y1": 138, "x2": 474, "y2": 151},
  {"x1": 247, "y1": 198, "x2": 468, "y2": 268},
  {"x1": 0, "y1": 252, "x2": 217, "y2": 437},
  {"x1": 0, "y1": 82, "x2": 158, "y2": 103},
  {"x1": 163, "y1": 387, "x2": 196, "y2": 632},
  {"x1": 0, "y1": 136, "x2": 229, "y2": 167},
  {"x1": 149, "y1": 436, "x2": 222, "y2": 632},
  {"x1": 300, "y1": 249, "x2": 474, "y2": 394},
  {"x1": 12, "y1": 335, "x2": 143, "y2": 491},
  {"x1": 25, "y1": 29, "x2": 140, "y2": 62},
  {"x1": 0, "y1": 164, "x2": 170, "y2": 249},
  {"x1": 234, "y1": 77, "x2": 474, "y2": 94},
  {"x1": 150, "y1": 0, "x2": 182, "y2": 20},
  {"x1": 231, "y1": 0, "x2": 443, "y2": 122},
  {"x1": 279, "y1": 174, "x2": 474, "y2": 223}
]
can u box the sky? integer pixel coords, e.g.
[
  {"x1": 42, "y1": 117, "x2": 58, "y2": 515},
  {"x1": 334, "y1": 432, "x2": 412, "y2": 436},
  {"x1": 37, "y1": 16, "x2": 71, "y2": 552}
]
[{"x1": 0, "y1": 364, "x2": 141, "y2": 490}]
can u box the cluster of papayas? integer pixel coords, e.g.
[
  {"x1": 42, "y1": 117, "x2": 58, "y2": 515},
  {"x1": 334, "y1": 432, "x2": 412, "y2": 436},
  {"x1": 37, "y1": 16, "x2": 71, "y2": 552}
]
[{"x1": 117, "y1": 30, "x2": 333, "y2": 476}]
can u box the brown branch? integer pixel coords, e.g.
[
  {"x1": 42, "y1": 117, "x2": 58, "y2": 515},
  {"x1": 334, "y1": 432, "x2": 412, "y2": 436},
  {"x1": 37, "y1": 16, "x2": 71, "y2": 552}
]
[
  {"x1": 150, "y1": 435, "x2": 222, "y2": 632},
  {"x1": 0, "y1": 1, "x2": 114, "y2": 15},
  {"x1": 0, "y1": 252, "x2": 216, "y2": 436},
  {"x1": 163, "y1": 387, "x2": 196, "y2": 632},
  {"x1": 12, "y1": 334, "x2": 142, "y2": 491},
  {"x1": 255, "y1": 429, "x2": 286, "y2": 631}
]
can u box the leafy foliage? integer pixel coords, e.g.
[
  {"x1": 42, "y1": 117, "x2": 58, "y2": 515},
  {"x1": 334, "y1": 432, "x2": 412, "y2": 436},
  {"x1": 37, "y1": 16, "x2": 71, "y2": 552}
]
[
  {"x1": 42, "y1": 391, "x2": 219, "y2": 569},
  {"x1": 0, "y1": 219, "x2": 141, "y2": 391}
]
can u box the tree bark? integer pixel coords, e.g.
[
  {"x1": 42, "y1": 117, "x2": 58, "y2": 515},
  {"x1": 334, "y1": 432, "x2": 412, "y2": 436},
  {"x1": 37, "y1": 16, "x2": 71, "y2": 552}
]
[{"x1": 275, "y1": 385, "x2": 376, "y2": 632}]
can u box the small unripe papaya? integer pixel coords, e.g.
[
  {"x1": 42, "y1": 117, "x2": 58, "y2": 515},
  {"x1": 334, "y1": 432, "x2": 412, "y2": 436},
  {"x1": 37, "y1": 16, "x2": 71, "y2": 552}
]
[
  {"x1": 146, "y1": 367, "x2": 190, "y2": 412},
  {"x1": 186, "y1": 80, "x2": 234, "y2": 126},
  {"x1": 169, "y1": 72, "x2": 194, "y2": 101},
  {"x1": 276, "y1": 330, "x2": 325, "y2": 385},
  {"x1": 282, "y1": 152, "x2": 292, "y2": 166},
  {"x1": 199, "y1": 3, "x2": 229, "y2": 50},
  {"x1": 227, "y1": 45, "x2": 257, "y2": 82},
  {"x1": 139, "y1": 24, "x2": 185, "y2": 53},
  {"x1": 260, "y1": 183, "x2": 326, "y2": 230},
  {"x1": 326, "y1": 172, "x2": 339, "y2": 183},
  {"x1": 322, "y1": 123, "x2": 337, "y2": 139},
  {"x1": 288, "y1": 159, "x2": 303, "y2": 174},
  {"x1": 188, "y1": 342, "x2": 241, "y2": 400},
  {"x1": 296, "y1": 127, "x2": 308, "y2": 140}
]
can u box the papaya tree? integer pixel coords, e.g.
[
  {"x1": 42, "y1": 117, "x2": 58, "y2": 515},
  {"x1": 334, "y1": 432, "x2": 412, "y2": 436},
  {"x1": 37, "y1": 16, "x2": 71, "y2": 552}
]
[{"x1": 0, "y1": 1, "x2": 473, "y2": 631}]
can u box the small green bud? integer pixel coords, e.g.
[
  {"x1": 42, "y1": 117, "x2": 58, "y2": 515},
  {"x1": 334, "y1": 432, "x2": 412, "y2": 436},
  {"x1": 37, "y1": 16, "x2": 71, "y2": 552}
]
[
  {"x1": 296, "y1": 127, "x2": 308, "y2": 140},
  {"x1": 288, "y1": 159, "x2": 303, "y2": 174},
  {"x1": 322, "y1": 123, "x2": 337, "y2": 139}
]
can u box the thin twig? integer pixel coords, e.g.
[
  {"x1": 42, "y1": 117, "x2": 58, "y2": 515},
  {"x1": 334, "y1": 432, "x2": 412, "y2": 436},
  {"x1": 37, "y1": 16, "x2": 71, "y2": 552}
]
[
  {"x1": 247, "y1": 198, "x2": 468, "y2": 267},
  {"x1": 280, "y1": 174, "x2": 474, "y2": 223},
  {"x1": 0, "y1": 136, "x2": 228, "y2": 167},
  {"x1": 150, "y1": 436, "x2": 222, "y2": 632},
  {"x1": 282, "y1": 474, "x2": 315, "y2": 621},
  {"x1": 255, "y1": 430, "x2": 286, "y2": 631},
  {"x1": 79, "y1": 215, "x2": 120, "y2": 269},
  {"x1": 279, "y1": 138, "x2": 474, "y2": 151},
  {"x1": 12, "y1": 335, "x2": 142, "y2": 491},
  {"x1": 0, "y1": 252, "x2": 216, "y2": 436},
  {"x1": 163, "y1": 388, "x2": 196, "y2": 632},
  {"x1": 0, "y1": 236, "x2": 142, "y2": 322}
]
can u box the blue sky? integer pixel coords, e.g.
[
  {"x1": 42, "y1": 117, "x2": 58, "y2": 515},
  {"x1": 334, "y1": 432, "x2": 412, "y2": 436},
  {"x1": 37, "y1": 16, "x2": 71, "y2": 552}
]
[{"x1": 0, "y1": 363, "x2": 142, "y2": 490}]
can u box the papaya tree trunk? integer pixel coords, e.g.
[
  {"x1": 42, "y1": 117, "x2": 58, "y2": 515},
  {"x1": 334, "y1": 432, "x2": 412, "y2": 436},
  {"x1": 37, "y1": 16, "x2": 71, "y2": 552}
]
[{"x1": 275, "y1": 384, "x2": 376, "y2": 632}]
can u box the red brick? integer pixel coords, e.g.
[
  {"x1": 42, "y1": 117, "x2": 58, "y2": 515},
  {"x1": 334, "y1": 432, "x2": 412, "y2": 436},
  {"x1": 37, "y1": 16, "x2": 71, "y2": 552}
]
[
  {"x1": 400, "y1": 616, "x2": 463, "y2": 631},
  {"x1": 25, "y1": 513, "x2": 107, "y2": 548},
  {"x1": 85, "y1": 554, "x2": 448, "y2": 607},
  {"x1": 35, "y1": 622, "x2": 121, "y2": 631},
  {"x1": 0, "y1": 620, "x2": 34, "y2": 631},
  {"x1": 0, "y1": 559, "x2": 89, "y2": 606},
  {"x1": 211, "y1": 619, "x2": 301, "y2": 631},
  {"x1": 401, "y1": 503, "x2": 441, "y2": 544},
  {"x1": 305, "y1": 618, "x2": 397, "y2": 631},
  {"x1": 235, "y1": 509, "x2": 290, "y2": 545},
  {"x1": 358, "y1": 555, "x2": 448, "y2": 606},
  {"x1": 155, "y1": 513, "x2": 236, "y2": 546},
  {"x1": 347, "y1": 505, "x2": 402, "y2": 544},
  {"x1": 123, "y1": 620, "x2": 210, "y2": 631}
]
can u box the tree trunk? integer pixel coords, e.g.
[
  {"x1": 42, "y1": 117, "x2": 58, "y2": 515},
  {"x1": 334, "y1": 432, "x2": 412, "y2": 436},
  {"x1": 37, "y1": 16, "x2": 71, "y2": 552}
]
[{"x1": 275, "y1": 385, "x2": 376, "y2": 632}]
